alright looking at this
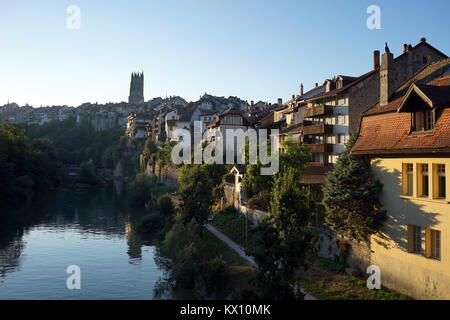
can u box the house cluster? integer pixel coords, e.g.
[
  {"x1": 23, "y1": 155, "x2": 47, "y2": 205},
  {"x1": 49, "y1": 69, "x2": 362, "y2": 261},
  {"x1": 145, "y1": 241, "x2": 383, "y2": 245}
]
[
  {"x1": 125, "y1": 93, "x2": 247, "y2": 143},
  {"x1": 225, "y1": 38, "x2": 449, "y2": 300}
]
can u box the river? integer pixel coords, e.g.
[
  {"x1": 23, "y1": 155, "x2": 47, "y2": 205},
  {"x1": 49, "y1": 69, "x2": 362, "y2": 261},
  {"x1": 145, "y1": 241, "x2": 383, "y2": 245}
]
[{"x1": 0, "y1": 186, "x2": 180, "y2": 300}]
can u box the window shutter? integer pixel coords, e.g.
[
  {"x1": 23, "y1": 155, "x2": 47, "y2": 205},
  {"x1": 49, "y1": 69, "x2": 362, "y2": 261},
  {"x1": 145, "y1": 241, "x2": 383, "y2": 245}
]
[
  {"x1": 407, "y1": 225, "x2": 414, "y2": 253},
  {"x1": 425, "y1": 228, "x2": 432, "y2": 258},
  {"x1": 402, "y1": 164, "x2": 407, "y2": 195}
]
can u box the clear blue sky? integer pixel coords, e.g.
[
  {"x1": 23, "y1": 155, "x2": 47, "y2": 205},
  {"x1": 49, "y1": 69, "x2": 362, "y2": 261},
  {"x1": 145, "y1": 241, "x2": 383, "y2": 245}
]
[{"x1": 1, "y1": 0, "x2": 449, "y2": 107}]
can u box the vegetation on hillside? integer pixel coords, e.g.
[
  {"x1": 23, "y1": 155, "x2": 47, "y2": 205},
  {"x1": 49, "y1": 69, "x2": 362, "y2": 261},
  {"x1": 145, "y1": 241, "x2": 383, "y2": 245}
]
[
  {"x1": 0, "y1": 120, "x2": 66, "y2": 214},
  {"x1": 26, "y1": 118, "x2": 123, "y2": 169}
]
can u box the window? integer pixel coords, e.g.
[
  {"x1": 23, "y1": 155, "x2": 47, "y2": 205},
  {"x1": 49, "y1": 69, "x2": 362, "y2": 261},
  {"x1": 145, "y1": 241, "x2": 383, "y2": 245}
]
[
  {"x1": 426, "y1": 109, "x2": 434, "y2": 130},
  {"x1": 433, "y1": 164, "x2": 446, "y2": 199},
  {"x1": 426, "y1": 228, "x2": 441, "y2": 260},
  {"x1": 402, "y1": 163, "x2": 414, "y2": 196},
  {"x1": 438, "y1": 164, "x2": 446, "y2": 198},
  {"x1": 408, "y1": 225, "x2": 422, "y2": 253},
  {"x1": 413, "y1": 110, "x2": 434, "y2": 131},
  {"x1": 418, "y1": 164, "x2": 429, "y2": 197}
]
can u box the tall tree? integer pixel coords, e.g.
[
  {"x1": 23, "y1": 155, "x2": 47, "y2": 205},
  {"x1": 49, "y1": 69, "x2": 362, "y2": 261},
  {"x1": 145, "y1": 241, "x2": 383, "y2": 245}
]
[
  {"x1": 250, "y1": 167, "x2": 315, "y2": 300},
  {"x1": 322, "y1": 133, "x2": 386, "y2": 241},
  {"x1": 179, "y1": 164, "x2": 214, "y2": 236}
]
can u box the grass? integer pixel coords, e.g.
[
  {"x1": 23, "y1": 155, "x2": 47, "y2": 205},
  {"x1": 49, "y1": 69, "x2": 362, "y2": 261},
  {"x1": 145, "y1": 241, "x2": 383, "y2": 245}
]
[
  {"x1": 211, "y1": 209, "x2": 262, "y2": 254},
  {"x1": 297, "y1": 255, "x2": 411, "y2": 300},
  {"x1": 199, "y1": 229, "x2": 257, "y2": 299}
]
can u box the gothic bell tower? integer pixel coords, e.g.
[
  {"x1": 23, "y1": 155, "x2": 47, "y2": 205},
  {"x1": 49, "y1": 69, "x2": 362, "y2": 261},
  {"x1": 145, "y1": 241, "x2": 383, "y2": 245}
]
[{"x1": 128, "y1": 72, "x2": 144, "y2": 104}]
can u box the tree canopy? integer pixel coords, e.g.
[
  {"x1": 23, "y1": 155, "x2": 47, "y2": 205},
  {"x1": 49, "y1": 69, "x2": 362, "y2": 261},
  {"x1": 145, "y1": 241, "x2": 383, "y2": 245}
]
[{"x1": 322, "y1": 133, "x2": 386, "y2": 241}]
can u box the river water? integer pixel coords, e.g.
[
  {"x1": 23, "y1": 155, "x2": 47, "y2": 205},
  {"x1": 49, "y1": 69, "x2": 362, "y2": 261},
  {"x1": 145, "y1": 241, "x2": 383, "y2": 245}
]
[{"x1": 0, "y1": 186, "x2": 177, "y2": 300}]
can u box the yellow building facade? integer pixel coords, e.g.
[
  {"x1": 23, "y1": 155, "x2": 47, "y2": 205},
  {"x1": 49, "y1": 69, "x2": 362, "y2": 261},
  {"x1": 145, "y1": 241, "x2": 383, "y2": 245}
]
[{"x1": 370, "y1": 157, "x2": 449, "y2": 299}]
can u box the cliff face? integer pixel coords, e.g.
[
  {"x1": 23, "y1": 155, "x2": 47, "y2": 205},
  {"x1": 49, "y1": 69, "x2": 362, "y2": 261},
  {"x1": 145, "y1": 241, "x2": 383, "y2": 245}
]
[{"x1": 145, "y1": 161, "x2": 180, "y2": 187}]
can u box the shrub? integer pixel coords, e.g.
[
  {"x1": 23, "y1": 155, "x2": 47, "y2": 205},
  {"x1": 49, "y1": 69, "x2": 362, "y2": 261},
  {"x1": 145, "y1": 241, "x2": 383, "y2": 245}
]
[
  {"x1": 127, "y1": 172, "x2": 152, "y2": 206},
  {"x1": 247, "y1": 190, "x2": 270, "y2": 211},
  {"x1": 138, "y1": 211, "x2": 163, "y2": 234},
  {"x1": 158, "y1": 195, "x2": 175, "y2": 216}
]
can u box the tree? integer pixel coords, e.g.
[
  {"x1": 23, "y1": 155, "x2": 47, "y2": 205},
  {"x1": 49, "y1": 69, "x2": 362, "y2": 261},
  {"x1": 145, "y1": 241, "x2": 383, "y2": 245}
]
[
  {"x1": 158, "y1": 194, "x2": 175, "y2": 216},
  {"x1": 0, "y1": 120, "x2": 65, "y2": 212},
  {"x1": 249, "y1": 167, "x2": 315, "y2": 300},
  {"x1": 126, "y1": 172, "x2": 153, "y2": 206},
  {"x1": 322, "y1": 133, "x2": 386, "y2": 241},
  {"x1": 279, "y1": 138, "x2": 310, "y2": 179},
  {"x1": 179, "y1": 164, "x2": 214, "y2": 236}
]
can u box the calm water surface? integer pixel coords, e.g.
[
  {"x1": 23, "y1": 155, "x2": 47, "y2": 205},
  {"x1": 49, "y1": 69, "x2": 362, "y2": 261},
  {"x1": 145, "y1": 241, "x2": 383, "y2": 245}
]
[{"x1": 0, "y1": 186, "x2": 176, "y2": 300}]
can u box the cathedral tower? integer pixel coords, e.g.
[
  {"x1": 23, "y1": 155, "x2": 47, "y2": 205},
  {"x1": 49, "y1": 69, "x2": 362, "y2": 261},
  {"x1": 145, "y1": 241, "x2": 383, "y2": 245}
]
[{"x1": 128, "y1": 72, "x2": 144, "y2": 104}]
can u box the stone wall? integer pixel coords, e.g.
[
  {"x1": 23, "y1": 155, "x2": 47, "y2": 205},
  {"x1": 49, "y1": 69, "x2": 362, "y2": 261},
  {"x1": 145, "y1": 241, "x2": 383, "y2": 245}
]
[
  {"x1": 237, "y1": 205, "x2": 268, "y2": 226},
  {"x1": 145, "y1": 161, "x2": 181, "y2": 187},
  {"x1": 318, "y1": 228, "x2": 372, "y2": 273}
]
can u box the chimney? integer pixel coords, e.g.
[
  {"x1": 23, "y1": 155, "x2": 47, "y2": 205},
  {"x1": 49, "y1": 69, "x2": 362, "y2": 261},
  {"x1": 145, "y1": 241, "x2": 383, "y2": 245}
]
[
  {"x1": 380, "y1": 47, "x2": 394, "y2": 106},
  {"x1": 315, "y1": 82, "x2": 318, "y2": 87},
  {"x1": 251, "y1": 101, "x2": 254, "y2": 108},
  {"x1": 420, "y1": 37, "x2": 426, "y2": 43},
  {"x1": 277, "y1": 98, "x2": 283, "y2": 105},
  {"x1": 300, "y1": 83, "x2": 304, "y2": 96},
  {"x1": 292, "y1": 94, "x2": 295, "y2": 100},
  {"x1": 403, "y1": 44, "x2": 408, "y2": 53},
  {"x1": 373, "y1": 50, "x2": 380, "y2": 70}
]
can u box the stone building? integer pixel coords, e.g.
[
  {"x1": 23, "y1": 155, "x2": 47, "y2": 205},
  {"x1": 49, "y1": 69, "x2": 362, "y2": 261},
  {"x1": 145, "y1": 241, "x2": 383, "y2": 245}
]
[{"x1": 301, "y1": 38, "x2": 447, "y2": 184}]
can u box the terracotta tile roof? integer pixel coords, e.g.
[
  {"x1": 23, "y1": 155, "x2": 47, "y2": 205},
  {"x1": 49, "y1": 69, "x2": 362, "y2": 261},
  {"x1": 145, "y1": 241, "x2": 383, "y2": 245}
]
[
  {"x1": 352, "y1": 108, "x2": 450, "y2": 155},
  {"x1": 353, "y1": 57, "x2": 450, "y2": 156}
]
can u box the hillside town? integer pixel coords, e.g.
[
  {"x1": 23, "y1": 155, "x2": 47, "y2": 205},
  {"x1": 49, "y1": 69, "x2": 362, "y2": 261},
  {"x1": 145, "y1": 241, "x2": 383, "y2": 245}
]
[{"x1": 1, "y1": 37, "x2": 449, "y2": 301}]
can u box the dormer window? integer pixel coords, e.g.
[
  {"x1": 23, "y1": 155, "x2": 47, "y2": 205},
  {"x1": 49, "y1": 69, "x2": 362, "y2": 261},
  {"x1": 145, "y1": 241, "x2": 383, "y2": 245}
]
[{"x1": 412, "y1": 109, "x2": 434, "y2": 132}]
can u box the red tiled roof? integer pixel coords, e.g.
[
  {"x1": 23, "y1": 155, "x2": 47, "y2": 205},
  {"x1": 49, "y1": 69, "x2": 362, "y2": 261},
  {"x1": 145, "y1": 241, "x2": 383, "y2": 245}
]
[
  {"x1": 353, "y1": 57, "x2": 450, "y2": 155},
  {"x1": 352, "y1": 108, "x2": 450, "y2": 155}
]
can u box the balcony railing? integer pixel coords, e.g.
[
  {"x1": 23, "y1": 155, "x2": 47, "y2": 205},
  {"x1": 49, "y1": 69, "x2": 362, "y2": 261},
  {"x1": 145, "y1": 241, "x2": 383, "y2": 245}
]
[
  {"x1": 307, "y1": 143, "x2": 334, "y2": 153},
  {"x1": 302, "y1": 104, "x2": 333, "y2": 118},
  {"x1": 303, "y1": 124, "x2": 333, "y2": 135}
]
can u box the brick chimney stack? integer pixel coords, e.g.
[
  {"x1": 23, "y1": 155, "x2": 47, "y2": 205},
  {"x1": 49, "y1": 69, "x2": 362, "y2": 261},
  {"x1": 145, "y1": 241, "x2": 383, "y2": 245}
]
[
  {"x1": 300, "y1": 83, "x2": 304, "y2": 96},
  {"x1": 380, "y1": 45, "x2": 394, "y2": 106},
  {"x1": 373, "y1": 50, "x2": 380, "y2": 70},
  {"x1": 277, "y1": 98, "x2": 283, "y2": 105}
]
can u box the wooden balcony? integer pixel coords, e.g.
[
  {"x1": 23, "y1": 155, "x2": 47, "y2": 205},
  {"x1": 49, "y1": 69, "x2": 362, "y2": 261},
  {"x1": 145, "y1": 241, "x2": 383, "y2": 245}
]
[
  {"x1": 307, "y1": 143, "x2": 334, "y2": 153},
  {"x1": 303, "y1": 124, "x2": 333, "y2": 135},
  {"x1": 302, "y1": 104, "x2": 333, "y2": 118}
]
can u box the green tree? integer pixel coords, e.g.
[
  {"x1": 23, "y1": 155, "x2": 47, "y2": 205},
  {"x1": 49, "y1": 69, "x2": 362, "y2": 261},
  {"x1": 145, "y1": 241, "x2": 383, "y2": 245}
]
[
  {"x1": 279, "y1": 138, "x2": 310, "y2": 179},
  {"x1": 249, "y1": 167, "x2": 315, "y2": 300},
  {"x1": 322, "y1": 133, "x2": 386, "y2": 241},
  {"x1": 158, "y1": 194, "x2": 175, "y2": 216},
  {"x1": 179, "y1": 164, "x2": 214, "y2": 235},
  {"x1": 126, "y1": 172, "x2": 153, "y2": 207}
]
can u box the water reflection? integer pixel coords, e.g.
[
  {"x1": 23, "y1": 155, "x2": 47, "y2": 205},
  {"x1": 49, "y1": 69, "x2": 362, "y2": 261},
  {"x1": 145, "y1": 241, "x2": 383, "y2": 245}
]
[{"x1": 0, "y1": 185, "x2": 169, "y2": 299}]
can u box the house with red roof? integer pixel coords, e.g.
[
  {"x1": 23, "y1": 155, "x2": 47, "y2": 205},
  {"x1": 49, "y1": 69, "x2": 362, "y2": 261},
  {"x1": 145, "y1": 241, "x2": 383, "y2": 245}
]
[{"x1": 351, "y1": 56, "x2": 450, "y2": 299}]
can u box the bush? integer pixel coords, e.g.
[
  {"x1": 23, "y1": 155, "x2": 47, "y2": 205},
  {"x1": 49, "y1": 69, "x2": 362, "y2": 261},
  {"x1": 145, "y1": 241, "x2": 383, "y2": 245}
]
[
  {"x1": 75, "y1": 160, "x2": 103, "y2": 186},
  {"x1": 199, "y1": 257, "x2": 228, "y2": 296},
  {"x1": 158, "y1": 195, "x2": 175, "y2": 216},
  {"x1": 247, "y1": 190, "x2": 270, "y2": 211},
  {"x1": 138, "y1": 211, "x2": 163, "y2": 234},
  {"x1": 127, "y1": 172, "x2": 152, "y2": 206}
]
